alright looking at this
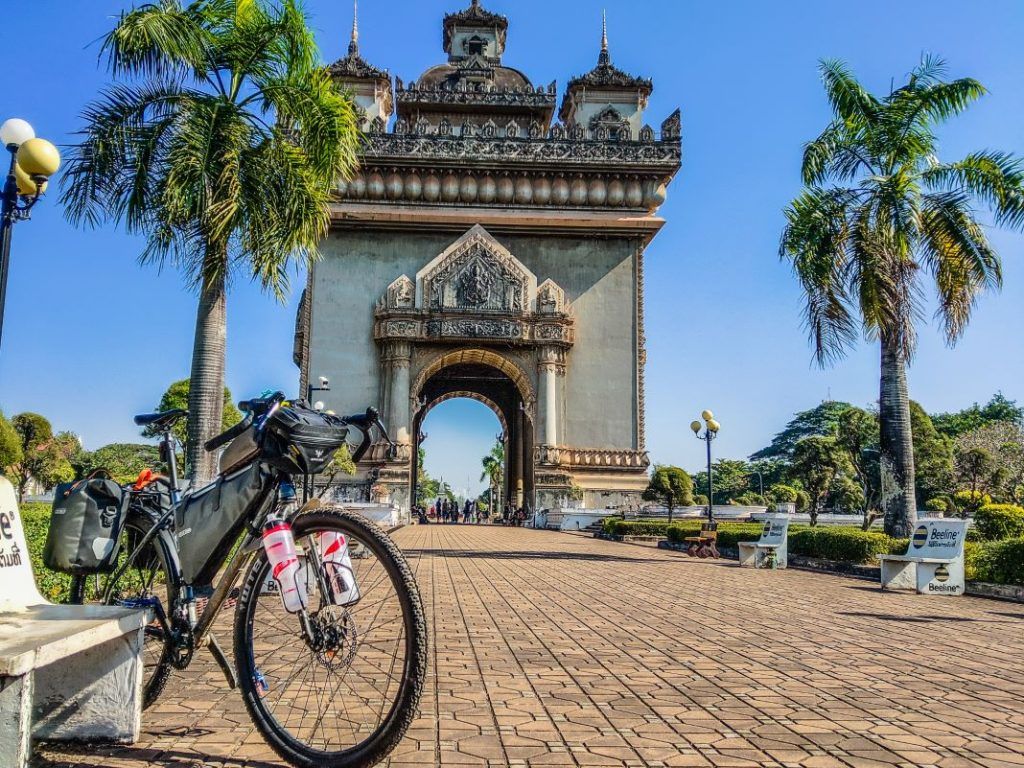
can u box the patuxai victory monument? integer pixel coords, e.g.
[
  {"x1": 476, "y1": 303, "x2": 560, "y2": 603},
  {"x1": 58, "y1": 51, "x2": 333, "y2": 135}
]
[{"x1": 294, "y1": 0, "x2": 681, "y2": 514}]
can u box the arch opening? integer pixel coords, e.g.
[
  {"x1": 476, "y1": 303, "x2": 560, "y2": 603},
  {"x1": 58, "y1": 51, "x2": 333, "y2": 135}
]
[{"x1": 411, "y1": 356, "x2": 534, "y2": 515}]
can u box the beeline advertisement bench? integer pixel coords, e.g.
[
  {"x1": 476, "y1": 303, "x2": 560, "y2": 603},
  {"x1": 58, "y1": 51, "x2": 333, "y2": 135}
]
[
  {"x1": 0, "y1": 477, "x2": 150, "y2": 767},
  {"x1": 877, "y1": 518, "x2": 967, "y2": 596}
]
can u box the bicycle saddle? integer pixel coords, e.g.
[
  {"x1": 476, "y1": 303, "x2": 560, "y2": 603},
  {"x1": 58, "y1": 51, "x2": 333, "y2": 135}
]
[{"x1": 133, "y1": 408, "x2": 187, "y2": 429}]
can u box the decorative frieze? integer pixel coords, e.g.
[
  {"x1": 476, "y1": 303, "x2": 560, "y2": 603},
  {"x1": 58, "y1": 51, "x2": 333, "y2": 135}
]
[
  {"x1": 533, "y1": 446, "x2": 650, "y2": 471},
  {"x1": 338, "y1": 166, "x2": 670, "y2": 212}
]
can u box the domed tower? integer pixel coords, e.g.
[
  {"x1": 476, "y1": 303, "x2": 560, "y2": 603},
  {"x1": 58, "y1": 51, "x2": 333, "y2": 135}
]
[
  {"x1": 559, "y1": 13, "x2": 653, "y2": 140},
  {"x1": 327, "y1": 2, "x2": 393, "y2": 130},
  {"x1": 394, "y1": 0, "x2": 556, "y2": 136}
]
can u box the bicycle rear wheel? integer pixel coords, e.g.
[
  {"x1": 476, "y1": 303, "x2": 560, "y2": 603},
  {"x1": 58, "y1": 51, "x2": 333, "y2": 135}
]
[
  {"x1": 73, "y1": 517, "x2": 178, "y2": 709},
  {"x1": 234, "y1": 507, "x2": 427, "y2": 768}
]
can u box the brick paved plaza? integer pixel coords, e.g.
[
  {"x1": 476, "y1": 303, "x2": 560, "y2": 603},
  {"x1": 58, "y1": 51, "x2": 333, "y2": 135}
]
[{"x1": 37, "y1": 524, "x2": 1024, "y2": 768}]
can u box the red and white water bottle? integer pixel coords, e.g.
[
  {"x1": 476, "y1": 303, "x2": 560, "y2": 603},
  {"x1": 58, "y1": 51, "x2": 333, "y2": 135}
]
[
  {"x1": 317, "y1": 531, "x2": 360, "y2": 606},
  {"x1": 262, "y1": 516, "x2": 307, "y2": 613}
]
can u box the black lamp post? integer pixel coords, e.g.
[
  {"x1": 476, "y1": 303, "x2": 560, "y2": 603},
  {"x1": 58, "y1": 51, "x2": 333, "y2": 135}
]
[
  {"x1": 690, "y1": 410, "x2": 720, "y2": 522},
  {"x1": 0, "y1": 118, "x2": 61, "y2": 352}
]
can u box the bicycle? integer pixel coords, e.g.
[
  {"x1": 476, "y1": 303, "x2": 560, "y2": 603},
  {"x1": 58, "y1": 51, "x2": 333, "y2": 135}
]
[{"x1": 69, "y1": 392, "x2": 427, "y2": 768}]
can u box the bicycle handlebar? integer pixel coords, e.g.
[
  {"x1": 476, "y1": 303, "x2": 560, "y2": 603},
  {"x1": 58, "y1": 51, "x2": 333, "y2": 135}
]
[{"x1": 204, "y1": 394, "x2": 393, "y2": 464}]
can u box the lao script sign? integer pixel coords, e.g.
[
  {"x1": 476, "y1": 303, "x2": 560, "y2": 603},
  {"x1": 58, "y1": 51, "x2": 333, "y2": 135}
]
[{"x1": 0, "y1": 476, "x2": 46, "y2": 611}]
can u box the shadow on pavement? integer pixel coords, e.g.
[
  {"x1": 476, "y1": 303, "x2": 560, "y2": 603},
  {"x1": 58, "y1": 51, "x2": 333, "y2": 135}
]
[{"x1": 403, "y1": 548, "x2": 666, "y2": 563}]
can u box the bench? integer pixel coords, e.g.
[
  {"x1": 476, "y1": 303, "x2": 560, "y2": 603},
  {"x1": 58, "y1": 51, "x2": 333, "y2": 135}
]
[
  {"x1": 0, "y1": 477, "x2": 151, "y2": 767},
  {"x1": 738, "y1": 514, "x2": 790, "y2": 569},
  {"x1": 684, "y1": 521, "x2": 719, "y2": 558},
  {"x1": 877, "y1": 518, "x2": 967, "y2": 595}
]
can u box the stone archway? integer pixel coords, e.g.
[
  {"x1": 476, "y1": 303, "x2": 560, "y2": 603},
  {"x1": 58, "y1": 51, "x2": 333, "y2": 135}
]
[{"x1": 410, "y1": 350, "x2": 534, "y2": 511}]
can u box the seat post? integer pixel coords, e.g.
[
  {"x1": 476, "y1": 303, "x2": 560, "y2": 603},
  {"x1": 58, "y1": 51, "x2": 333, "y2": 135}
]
[{"x1": 162, "y1": 429, "x2": 181, "y2": 501}]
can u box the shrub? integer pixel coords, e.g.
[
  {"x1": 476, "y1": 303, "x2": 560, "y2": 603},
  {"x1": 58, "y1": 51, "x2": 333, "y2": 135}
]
[
  {"x1": 767, "y1": 484, "x2": 799, "y2": 504},
  {"x1": 693, "y1": 494, "x2": 708, "y2": 506},
  {"x1": 974, "y1": 504, "x2": 1024, "y2": 541},
  {"x1": 789, "y1": 527, "x2": 902, "y2": 564},
  {"x1": 666, "y1": 521, "x2": 768, "y2": 547},
  {"x1": 19, "y1": 501, "x2": 72, "y2": 603},
  {"x1": 953, "y1": 489, "x2": 991, "y2": 515},
  {"x1": 603, "y1": 519, "x2": 675, "y2": 537},
  {"x1": 967, "y1": 538, "x2": 1024, "y2": 585},
  {"x1": 925, "y1": 496, "x2": 948, "y2": 513}
]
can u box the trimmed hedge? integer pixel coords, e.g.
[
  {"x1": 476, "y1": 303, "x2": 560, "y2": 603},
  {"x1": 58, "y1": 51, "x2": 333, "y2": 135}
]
[
  {"x1": 602, "y1": 519, "x2": 677, "y2": 537},
  {"x1": 974, "y1": 504, "x2": 1024, "y2": 541},
  {"x1": 965, "y1": 538, "x2": 1024, "y2": 585},
  {"x1": 19, "y1": 501, "x2": 72, "y2": 603},
  {"x1": 666, "y1": 522, "x2": 767, "y2": 548},
  {"x1": 788, "y1": 527, "x2": 904, "y2": 564}
]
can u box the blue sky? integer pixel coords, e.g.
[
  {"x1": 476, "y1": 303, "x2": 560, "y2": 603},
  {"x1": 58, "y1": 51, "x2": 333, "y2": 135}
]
[{"x1": 2, "y1": 1, "x2": 1023, "y2": 493}]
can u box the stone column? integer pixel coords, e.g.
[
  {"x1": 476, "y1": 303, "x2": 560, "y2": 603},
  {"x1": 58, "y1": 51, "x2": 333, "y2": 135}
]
[
  {"x1": 385, "y1": 341, "x2": 412, "y2": 445},
  {"x1": 537, "y1": 346, "x2": 565, "y2": 448}
]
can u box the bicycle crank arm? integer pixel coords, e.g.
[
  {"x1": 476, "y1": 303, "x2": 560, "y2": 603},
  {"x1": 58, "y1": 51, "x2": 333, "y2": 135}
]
[{"x1": 205, "y1": 633, "x2": 237, "y2": 690}]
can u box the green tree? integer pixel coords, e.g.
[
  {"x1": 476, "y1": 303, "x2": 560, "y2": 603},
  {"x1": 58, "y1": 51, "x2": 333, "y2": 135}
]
[
  {"x1": 692, "y1": 459, "x2": 752, "y2": 504},
  {"x1": 145, "y1": 378, "x2": 243, "y2": 474},
  {"x1": 479, "y1": 441, "x2": 504, "y2": 510},
  {"x1": 10, "y1": 413, "x2": 76, "y2": 501},
  {"x1": 781, "y1": 58, "x2": 1024, "y2": 537},
  {"x1": 751, "y1": 401, "x2": 852, "y2": 461},
  {"x1": 416, "y1": 448, "x2": 439, "y2": 504},
  {"x1": 835, "y1": 406, "x2": 881, "y2": 527},
  {"x1": 80, "y1": 443, "x2": 163, "y2": 485},
  {"x1": 910, "y1": 401, "x2": 954, "y2": 503},
  {"x1": 788, "y1": 436, "x2": 852, "y2": 525},
  {"x1": 642, "y1": 465, "x2": 694, "y2": 522},
  {"x1": 0, "y1": 411, "x2": 23, "y2": 473},
  {"x1": 62, "y1": 0, "x2": 361, "y2": 482},
  {"x1": 933, "y1": 393, "x2": 1024, "y2": 438},
  {"x1": 954, "y1": 421, "x2": 1024, "y2": 502}
]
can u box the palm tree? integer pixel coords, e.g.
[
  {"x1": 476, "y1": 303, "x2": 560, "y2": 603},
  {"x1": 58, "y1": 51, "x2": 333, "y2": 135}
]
[
  {"x1": 782, "y1": 57, "x2": 1024, "y2": 536},
  {"x1": 62, "y1": 0, "x2": 360, "y2": 481},
  {"x1": 480, "y1": 441, "x2": 504, "y2": 512}
]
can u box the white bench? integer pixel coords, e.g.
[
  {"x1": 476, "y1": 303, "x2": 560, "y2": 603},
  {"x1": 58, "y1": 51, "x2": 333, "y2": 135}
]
[
  {"x1": 0, "y1": 477, "x2": 150, "y2": 767},
  {"x1": 877, "y1": 518, "x2": 967, "y2": 595},
  {"x1": 738, "y1": 514, "x2": 790, "y2": 569}
]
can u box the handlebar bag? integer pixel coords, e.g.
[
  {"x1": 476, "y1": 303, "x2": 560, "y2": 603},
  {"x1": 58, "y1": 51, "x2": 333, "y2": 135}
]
[
  {"x1": 175, "y1": 462, "x2": 266, "y2": 585},
  {"x1": 261, "y1": 403, "x2": 349, "y2": 475},
  {"x1": 43, "y1": 473, "x2": 127, "y2": 575}
]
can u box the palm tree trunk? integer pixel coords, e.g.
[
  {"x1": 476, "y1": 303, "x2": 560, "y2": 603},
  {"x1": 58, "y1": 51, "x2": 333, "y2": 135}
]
[
  {"x1": 878, "y1": 335, "x2": 917, "y2": 537},
  {"x1": 186, "y1": 269, "x2": 227, "y2": 485}
]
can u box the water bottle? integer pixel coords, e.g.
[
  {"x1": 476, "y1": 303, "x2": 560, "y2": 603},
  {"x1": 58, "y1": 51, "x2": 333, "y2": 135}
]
[
  {"x1": 317, "y1": 531, "x2": 360, "y2": 606},
  {"x1": 262, "y1": 515, "x2": 307, "y2": 613}
]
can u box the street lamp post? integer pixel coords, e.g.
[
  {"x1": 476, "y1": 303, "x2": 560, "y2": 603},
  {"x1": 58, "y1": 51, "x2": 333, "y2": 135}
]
[
  {"x1": 690, "y1": 410, "x2": 720, "y2": 522},
  {"x1": 0, "y1": 119, "x2": 61, "y2": 353},
  {"x1": 307, "y1": 375, "x2": 330, "y2": 407}
]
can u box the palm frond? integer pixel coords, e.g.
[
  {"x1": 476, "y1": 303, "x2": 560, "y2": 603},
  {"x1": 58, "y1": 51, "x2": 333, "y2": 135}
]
[
  {"x1": 923, "y1": 151, "x2": 1024, "y2": 229},
  {"x1": 818, "y1": 59, "x2": 880, "y2": 127}
]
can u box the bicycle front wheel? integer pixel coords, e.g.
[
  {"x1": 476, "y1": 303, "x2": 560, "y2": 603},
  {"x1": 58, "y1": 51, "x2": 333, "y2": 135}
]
[{"x1": 234, "y1": 507, "x2": 427, "y2": 768}]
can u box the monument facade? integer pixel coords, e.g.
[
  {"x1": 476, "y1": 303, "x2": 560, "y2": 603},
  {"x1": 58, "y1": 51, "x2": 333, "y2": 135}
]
[{"x1": 296, "y1": 1, "x2": 681, "y2": 512}]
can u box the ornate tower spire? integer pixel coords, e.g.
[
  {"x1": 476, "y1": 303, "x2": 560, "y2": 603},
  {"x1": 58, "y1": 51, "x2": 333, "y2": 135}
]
[
  {"x1": 348, "y1": 0, "x2": 359, "y2": 58},
  {"x1": 598, "y1": 10, "x2": 610, "y2": 66}
]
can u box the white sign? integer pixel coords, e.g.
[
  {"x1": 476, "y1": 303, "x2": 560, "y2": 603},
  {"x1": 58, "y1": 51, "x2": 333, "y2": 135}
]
[{"x1": 0, "y1": 476, "x2": 47, "y2": 611}]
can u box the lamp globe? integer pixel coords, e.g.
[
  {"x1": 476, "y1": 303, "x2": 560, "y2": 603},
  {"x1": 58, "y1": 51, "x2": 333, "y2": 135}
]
[
  {"x1": 16, "y1": 138, "x2": 61, "y2": 177},
  {"x1": 689, "y1": 420, "x2": 702, "y2": 434},
  {"x1": 14, "y1": 162, "x2": 46, "y2": 196},
  {"x1": 700, "y1": 409, "x2": 714, "y2": 422},
  {"x1": 706, "y1": 419, "x2": 720, "y2": 433},
  {"x1": 0, "y1": 118, "x2": 35, "y2": 148}
]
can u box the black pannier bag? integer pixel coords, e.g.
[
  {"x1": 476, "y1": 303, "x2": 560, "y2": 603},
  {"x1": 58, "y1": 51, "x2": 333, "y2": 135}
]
[
  {"x1": 43, "y1": 473, "x2": 128, "y2": 575},
  {"x1": 260, "y1": 402, "x2": 348, "y2": 475},
  {"x1": 175, "y1": 463, "x2": 266, "y2": 584}
]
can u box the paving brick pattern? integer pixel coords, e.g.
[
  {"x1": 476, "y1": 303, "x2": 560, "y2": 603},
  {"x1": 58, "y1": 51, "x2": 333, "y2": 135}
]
[{"x1": 37, "y1": 524, "x2": 1024, "y2": 767}]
